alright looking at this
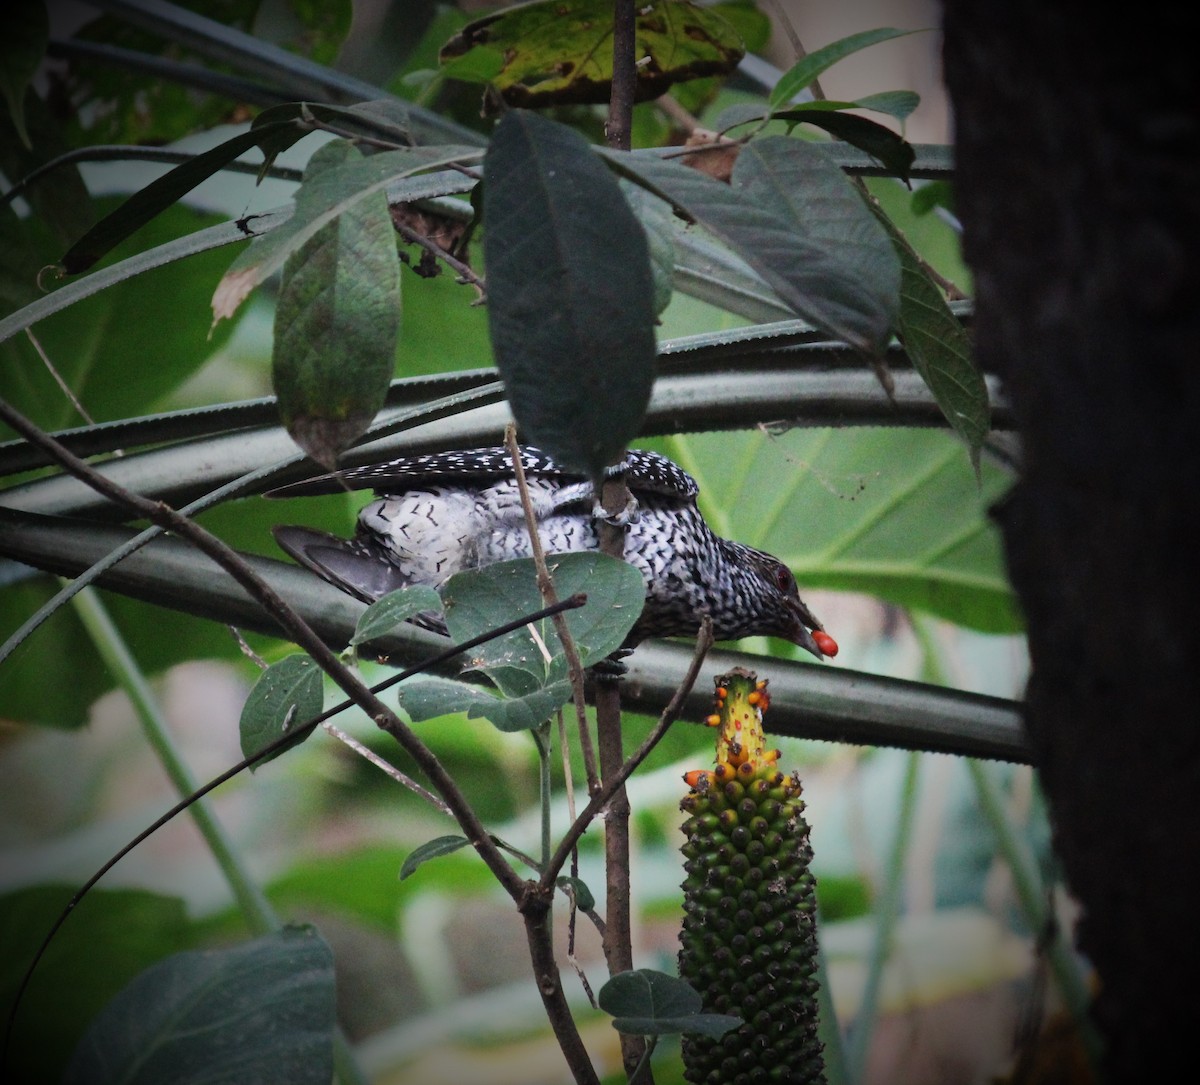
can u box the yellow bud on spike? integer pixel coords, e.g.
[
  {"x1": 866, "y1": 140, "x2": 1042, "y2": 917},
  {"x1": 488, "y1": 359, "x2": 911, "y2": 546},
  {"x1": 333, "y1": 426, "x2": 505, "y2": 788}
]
[{"x1": 711, "y1": 667, "x2": 771, "y2": 770}]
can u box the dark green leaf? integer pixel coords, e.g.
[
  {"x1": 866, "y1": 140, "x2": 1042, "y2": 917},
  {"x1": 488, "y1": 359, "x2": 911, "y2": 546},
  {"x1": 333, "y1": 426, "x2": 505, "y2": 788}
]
[
  {"x1": 0, "y1": 0, "x2": 48, "y2": 149},
  {"x1": 351, "y1": 584, "x2": 444, "y2": 646},
  {"x1": 272, "y1": 139, "x2": 403, "y2": 467},
  {"x1": 610, "y1": 140, "x2": 898, "y2": 352},
  {"x1": 483, "y1": 110, "x2": 657, "y2": 475},
  {"x1": 0, "y1": 887, "x2": 191, "y2": 1084},
  {"x1": 63, "y1": 927, "x2": 335, "y2": 1085},
  {"x1": 59, "y1": 121, "x2": 304, "y2": 274},
  {"x1": 871, "y1": 207, "x2": 988, "y2": 472},
  {"x1": 622, "y1": 179, "x2": 676, "y2": 316},
  {"x1": 732, "y1": 136, "x2": 899, "y2": 330},
  {"x1": 769, "y1": 27, "x2": 922, "y2": 108},
  {"x1": 0, "y1": 93, "x2": 94, "y2": 252},
  {"x1": 399, "y1": 834, "x2": 471, "y2": 879},
  {"x1": 396, "y1": 675, "x2": 490, "y2": 720},
  {"x1": 440, "y1": 0, "x2": 744, "y2": 109},
  {"x1": 479, "y1": 680, "x2": 573, "y2": 731},
  {"x1": 212, "y1": 142, "x2": 479, "y2": 324},
  {"x1": 441, "y1": 553, "x2": 645, "y2": 681},
  {"x1": 251, "y1": 99, "x2": 417, "y2": 173},
  {"x1": 912, "y1": 179, "x2": 954, "y2": 217},
  {"x1": 556, "y1": 875, "x2": 595, "y2": 911},
  {"x1": 396, "y1": 675, "x2": 574, "y2": 732},
  {"x1": 855, "y1": 89, "x2": 921, "y2": 121},
  {"x1": 774, "y1": 110, "x2": 917, "y2": 181},
  {"x1": 239, "y1": 654, "x2": 324, "y2": 766},
  {"x1": 599, "y1": 969, "x2": 742, "y2": 1037},
  {"x1": 2, "y1": 203, "x2": 244, "y2": 434}
]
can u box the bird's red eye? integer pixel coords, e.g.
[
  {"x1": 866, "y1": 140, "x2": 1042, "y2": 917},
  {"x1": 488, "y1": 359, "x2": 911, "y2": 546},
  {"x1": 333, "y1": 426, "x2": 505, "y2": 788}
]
[{"x1": 774, "y1": 566, "x2": 793, "y2": 591}]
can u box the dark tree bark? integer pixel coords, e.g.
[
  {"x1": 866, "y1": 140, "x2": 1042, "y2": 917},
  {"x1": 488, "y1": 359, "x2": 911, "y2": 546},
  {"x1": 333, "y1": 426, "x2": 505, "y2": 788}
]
[{"x1": 941, "y1": 3, "x2": 1200, "y2": 1077}]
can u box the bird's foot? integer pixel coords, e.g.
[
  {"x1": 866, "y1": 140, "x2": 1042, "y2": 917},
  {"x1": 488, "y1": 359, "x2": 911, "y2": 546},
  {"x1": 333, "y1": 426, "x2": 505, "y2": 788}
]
[
  {"x1": 591, "y1": 648, "x2": 633, "y2": 679},
  {"x1": 591, "y1": 493, "x2": 641, "y2": 527}
]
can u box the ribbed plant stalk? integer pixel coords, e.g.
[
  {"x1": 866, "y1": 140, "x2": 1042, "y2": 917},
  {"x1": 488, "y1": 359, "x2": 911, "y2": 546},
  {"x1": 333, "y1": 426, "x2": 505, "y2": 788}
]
[{"x1": 678, "y1": 667, "x2": 825, "y2": 1084}]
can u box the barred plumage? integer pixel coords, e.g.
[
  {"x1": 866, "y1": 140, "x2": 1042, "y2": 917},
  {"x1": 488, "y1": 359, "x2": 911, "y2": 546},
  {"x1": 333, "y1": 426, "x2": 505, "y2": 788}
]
[{"x1": 270, "y1": 446, "x2": 834, "y2": 657}]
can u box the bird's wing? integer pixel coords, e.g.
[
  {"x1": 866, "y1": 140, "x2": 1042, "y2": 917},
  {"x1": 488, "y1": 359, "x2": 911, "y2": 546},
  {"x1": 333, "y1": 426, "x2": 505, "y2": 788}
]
[
  {"x1": 619, "y1": 450, "x2": 699, "y2": 501},
  {"x1": 265, "y1": 447, "x2": 568, "y2": 497},
  {"x1": 266, "y1": 446, "x2": 700, "y2": 503}
]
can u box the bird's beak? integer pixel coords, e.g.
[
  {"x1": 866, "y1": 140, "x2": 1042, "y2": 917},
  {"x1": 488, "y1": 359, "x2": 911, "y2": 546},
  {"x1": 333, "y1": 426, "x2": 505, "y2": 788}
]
[
  {"x1": 786, "y1": 599, "x2": 832, "y2": 660},
  {"x1": 791, "y1": 623, "x2": 825, "y2": 659}
]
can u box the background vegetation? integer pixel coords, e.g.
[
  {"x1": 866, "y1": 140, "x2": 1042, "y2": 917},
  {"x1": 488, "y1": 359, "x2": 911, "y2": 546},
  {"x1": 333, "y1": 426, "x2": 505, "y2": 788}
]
[{"x1": 0, "y1": 2, "x2": 1092, "y2": 1083}]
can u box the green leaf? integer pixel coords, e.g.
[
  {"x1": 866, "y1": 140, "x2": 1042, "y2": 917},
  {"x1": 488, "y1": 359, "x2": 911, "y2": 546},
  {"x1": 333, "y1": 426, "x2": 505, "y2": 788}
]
[
  {"x1": 251, "y1": 99, "x2": 418, "y2": 174},
  {"x1": 598, "y1": 969, "x2": 742, "y2": 1037},
  {"x1": 556, "y1": 875, "x2": 595, "y2": 910},
  {"x1": 272, "y1": 139, "x2": 402, "y2": 467},
  {"x1": 670, "y1": 426, "x2": 1019, "y2": 633},
  {"x1": 59, "y1": 121, "x2": 305, "y2": 274},
  {"x1": 0, "y1": 567, "x2": 288, "y2": 730},
  {"x1": 261, "y1": 844, "x2": 491, "y2": 930},
  {"x1": 396, "y1": 674, "x2": 487, "y2": 719},
  {"x1": 870, "y1": 208, "x2": 988, "y2": 471},
  {"x1": 239, "y1": 654, "x2": 324, "y2": 766},
  {"x1": 709, "y1": 1, "x2": 771, "y2": 52},
  {"x1": 0, "y1": 92, "x2": 95, "y2": 253},
  {"x1": 440, "y1": 553, "x2": 646, "y2": 682},
  {"x1": 396, "y1": 674, "x2": 574, "y2": 732},
  {"x1": 0, "y1": 0, "x2": 47, "y2": 149},
  {"x1": 0, "y1": 887, "x2": 191, "y2": 1084},
  {"x1": 611, "y1": 140, "x2": 898, "y2": 352},
  {"x1": 439, "y1": 0, "x2": 744, "y2": 108},
  {"x1": 912, "y1": 179, "x2": 954, "y2": 217},
  {"x1": 855, "y1": 90, "x2": 922, "y2": 122},
  {"x1": 351, "y1": 584, "x2": 444, "y2": 647},
  {"x1": 733, "y1": 138, "x2": 899, "y2": 344},
  {"x1": 483, "y1": 110, "x2": 657, "y2": 475},
  {"x1": 399, "y1": 834, "x2": 471, "y2": 879},
  {"x1": 622, "y1": 179, "x2": 676, "y2": 316},
  {"x1": 773, "y1": 109, "x2": 917, "y2": 181},
  {"x1": 63, "y1": 927, "x2": 335, "y2": 1085},
  {"x1": 2, "y1": 203, "x2": 244, "y2": 434},
  {"x1": 769, "y1": 27, "x2": 922, "y2": 108},
  {"x1": 741, "y1": 91, "x2": 920, "y2": 127},
  {"x1": 211, "y1": 142, "x2": 480, "y2": 325}
]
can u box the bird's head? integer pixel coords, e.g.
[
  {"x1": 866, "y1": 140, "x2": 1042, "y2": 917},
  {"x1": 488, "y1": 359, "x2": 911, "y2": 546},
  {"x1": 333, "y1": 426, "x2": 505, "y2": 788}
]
[{"x1": 740, "y1": 548, "x2": 838, "y2": 660}]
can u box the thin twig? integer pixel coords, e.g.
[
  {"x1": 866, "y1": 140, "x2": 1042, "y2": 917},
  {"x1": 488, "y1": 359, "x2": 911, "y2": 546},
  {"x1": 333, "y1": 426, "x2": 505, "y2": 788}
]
[
  {"x1": 654, "y1": 93, "x2": 701, "y2": 136},
  {"x1": 761, "y1": 0, "x2": 806, "y2": 61},
  {"x1": 0, "y1": 396, "x2": 605, "y2": 1085},
  {"x1": 24, "y1": 329, "x2": 95, "y2": 426},
  {"x1": 541, "y1": 618, "x2": 713, "y2": 887},
  {"x1": 2, "y1": 587, "x2": 588, "y2": 1052},
  {"x1": 324, "y1": 721, "x2": 452, "y2": 814},
  {"x1": 227, "y1": 625, "x2": 268, "y2": 669},
  {"x1": 601, "y1": 7, "x2": 644, "y2": 1075},
  {"x1": 0, "y1": 396, "x2": 525, "y2": 898},
  {"x1": 390, "y1": 217, "x2": 487, "y2": 301},
  {"x1": 503, "y1": 425, "x2": 599, "y2": 791},
  {"x1": 606, "y1": 0, "x2": 638, "y2": 151},
  {"x1": 301, "y1": 115, "x2": 408, "y2": 152}
]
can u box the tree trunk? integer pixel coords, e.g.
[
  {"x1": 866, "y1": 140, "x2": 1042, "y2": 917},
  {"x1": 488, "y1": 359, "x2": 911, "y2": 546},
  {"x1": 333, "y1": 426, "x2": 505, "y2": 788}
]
[{"x1": 941, "y1": 4, "x2": 1200, "y2": 1077}]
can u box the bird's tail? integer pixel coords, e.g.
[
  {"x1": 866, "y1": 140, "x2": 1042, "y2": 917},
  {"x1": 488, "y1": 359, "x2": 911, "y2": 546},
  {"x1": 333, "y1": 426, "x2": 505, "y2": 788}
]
[{"x1": 273, "y1": 525, "x2": 411, "y2": 605}]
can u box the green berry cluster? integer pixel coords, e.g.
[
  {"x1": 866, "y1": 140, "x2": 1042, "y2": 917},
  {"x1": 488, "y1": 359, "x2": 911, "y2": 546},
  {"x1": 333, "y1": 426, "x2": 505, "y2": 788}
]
[{"x1": 678, "y1": 669, "x2": 824, "y2": 1085}]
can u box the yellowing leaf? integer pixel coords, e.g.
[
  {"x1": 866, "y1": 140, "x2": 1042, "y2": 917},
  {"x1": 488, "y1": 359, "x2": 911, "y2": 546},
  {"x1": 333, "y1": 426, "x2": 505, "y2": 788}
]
[{"x1": 439, "y1": 0, "x2": 744, "y2": 110}]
